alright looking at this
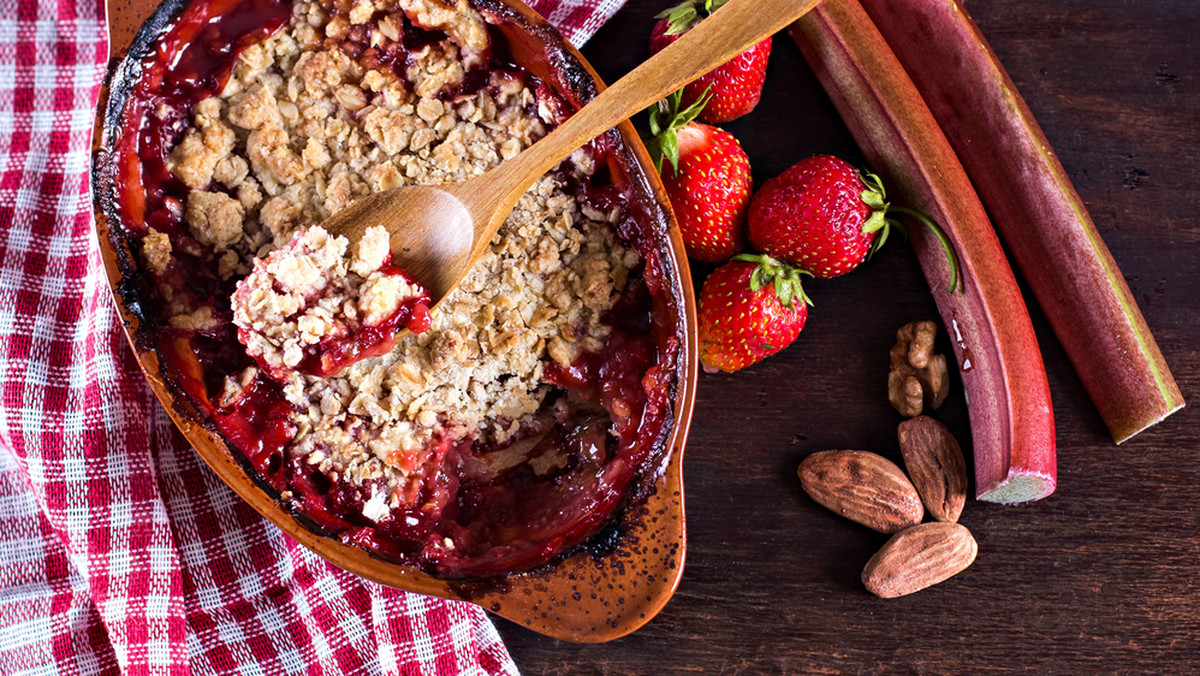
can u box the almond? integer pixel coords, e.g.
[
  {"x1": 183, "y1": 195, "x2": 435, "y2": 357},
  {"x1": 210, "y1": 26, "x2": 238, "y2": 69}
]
[
  {"x1": 798, "y1": 450, "x2": 924, "y2": 533},
  {"x1": 898, "y1": 416, "x2": 967, "y2": 522},
  {"x1": 862, "y1": 522, "x2": 977, "y2": 598}
]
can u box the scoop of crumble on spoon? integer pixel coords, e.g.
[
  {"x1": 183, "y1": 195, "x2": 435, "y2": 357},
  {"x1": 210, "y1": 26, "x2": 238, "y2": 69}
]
[{"x1": 232, "y1": 225, "x2": 432, "y2": 379}]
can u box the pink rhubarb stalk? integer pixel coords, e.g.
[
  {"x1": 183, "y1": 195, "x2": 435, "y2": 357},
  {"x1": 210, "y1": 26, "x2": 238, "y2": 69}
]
[
  {"x1": 858, "y1": 0, "x2": 1184, "y2": 443},
  {"x1": 790, "y1": 0, "x2": 1056, "y2": 503}
]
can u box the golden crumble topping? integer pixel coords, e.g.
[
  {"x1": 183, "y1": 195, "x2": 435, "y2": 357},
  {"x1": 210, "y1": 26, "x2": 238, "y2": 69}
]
[{"x1": 158, "y1": 0, "x2": 638, "y2": 507}]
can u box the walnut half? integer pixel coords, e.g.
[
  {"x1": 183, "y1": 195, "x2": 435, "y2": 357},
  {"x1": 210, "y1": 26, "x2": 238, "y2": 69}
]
[{"x1": 888, "y1": 321, "x2": 949, "y2": 417}]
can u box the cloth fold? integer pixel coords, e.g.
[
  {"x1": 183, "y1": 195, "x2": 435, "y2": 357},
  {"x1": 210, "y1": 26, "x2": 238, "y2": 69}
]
[{"x1": 0, "y1": 0, "x2": 627, "y2": 673}]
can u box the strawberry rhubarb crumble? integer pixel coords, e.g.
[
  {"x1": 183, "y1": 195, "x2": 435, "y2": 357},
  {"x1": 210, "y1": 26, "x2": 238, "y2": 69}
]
[{"x1": 99, "y1": 0, "x2": 684, "y2": 576}]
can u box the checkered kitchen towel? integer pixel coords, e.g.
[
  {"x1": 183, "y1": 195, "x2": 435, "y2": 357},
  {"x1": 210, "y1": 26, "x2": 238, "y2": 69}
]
[{"x1": 0, "y1": 0, "x2": 627, "y2": 673}]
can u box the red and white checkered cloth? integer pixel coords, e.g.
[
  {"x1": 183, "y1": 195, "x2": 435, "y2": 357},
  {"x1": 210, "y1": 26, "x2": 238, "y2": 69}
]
[{"x1": 0, "y1": 0, "x2": 628, "y2": 673}]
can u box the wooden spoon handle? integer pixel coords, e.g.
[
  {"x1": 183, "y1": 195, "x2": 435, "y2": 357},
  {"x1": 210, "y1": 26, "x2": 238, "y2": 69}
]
[{"x1": 467, "y1": 0, "x2": 823, "y2": 237}]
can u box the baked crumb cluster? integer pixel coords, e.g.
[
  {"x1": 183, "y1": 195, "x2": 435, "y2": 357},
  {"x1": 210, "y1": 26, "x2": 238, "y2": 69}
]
[
  {"x1": 231, "y1": 225, "x2": 426, "y2": 379},
  {"x1": 150, "y1": 0, "x2": 638, "y2": 511}
]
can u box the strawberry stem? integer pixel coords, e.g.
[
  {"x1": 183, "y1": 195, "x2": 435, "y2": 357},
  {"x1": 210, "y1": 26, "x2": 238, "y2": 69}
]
[
  {"x1": 857, "y1": 169, "x2": 961, "y2": 294},
  {"x1": 889, "y1": 206, "x2": 960, "y2": 294}
]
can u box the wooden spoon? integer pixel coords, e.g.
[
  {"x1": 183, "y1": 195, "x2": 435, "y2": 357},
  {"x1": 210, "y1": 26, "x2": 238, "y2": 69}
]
[{"x1": 320, "y1": 0, "x2": 823, "y2": 304}]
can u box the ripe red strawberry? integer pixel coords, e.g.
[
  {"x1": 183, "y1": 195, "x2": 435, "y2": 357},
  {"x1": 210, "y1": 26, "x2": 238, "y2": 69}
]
[
  {"x1": 698, "y1": 254, "x2": 811, "y2": 373},
  {"x1": 748, "y1": 154, "x2": 892, "y2": 279},
  {"x1": 649, "y1": 0, "x2": 771, "y2": 123},
  {"x1": 646, "y1": 90, "x2": 751, "y2": 263}
]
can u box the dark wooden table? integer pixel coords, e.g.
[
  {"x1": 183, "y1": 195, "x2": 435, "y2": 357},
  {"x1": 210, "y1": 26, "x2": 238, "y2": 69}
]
[{"x1": 497, "y1": 0, "x2": 1200, "y2": 671}]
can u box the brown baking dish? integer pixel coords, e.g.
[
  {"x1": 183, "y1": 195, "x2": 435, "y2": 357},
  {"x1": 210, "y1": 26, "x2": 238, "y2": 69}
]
[{"x1": 94, "y1": 0, "x2": 697, "y2": 641}]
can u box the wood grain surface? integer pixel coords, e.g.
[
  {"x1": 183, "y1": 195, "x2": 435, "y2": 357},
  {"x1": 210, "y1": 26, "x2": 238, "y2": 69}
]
[{"x1": 497, "y1": 0, "x2": 1200, "y2": 672}]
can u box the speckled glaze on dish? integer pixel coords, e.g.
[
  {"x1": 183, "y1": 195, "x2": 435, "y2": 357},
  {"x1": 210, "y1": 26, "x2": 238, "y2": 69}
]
[{"x1": 94, "y1": 0, "x2": 697, "y2": 642}]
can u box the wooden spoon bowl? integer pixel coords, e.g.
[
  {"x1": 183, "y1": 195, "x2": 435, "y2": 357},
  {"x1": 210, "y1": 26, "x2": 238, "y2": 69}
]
[{"x1": 95, "y1": 0, "x2": 697, "y2": 642}]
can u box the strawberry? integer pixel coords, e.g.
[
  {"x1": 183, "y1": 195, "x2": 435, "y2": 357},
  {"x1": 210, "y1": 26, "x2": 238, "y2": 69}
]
[
  {"x1": 649, "y1": 0, "x2": 771, "y2": 124},
  {"x1": 697, "y1": 254, "x2": 811, "y2": 373},
  {"x1": 645, "y1": 90, "x2": 751, "y2": 263},
  {"x1": 747, "y1": 154, "x2": 892, "y2": 279}
]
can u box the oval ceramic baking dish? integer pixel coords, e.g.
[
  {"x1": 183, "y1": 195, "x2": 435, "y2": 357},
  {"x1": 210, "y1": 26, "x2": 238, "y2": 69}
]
[{"x1": 94, "y1": 0, "x2": 697, "y2": 642}]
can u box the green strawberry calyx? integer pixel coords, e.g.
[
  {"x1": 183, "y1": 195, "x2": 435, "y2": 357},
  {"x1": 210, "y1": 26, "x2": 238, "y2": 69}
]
[
  {"x1": 733, "y1": 253, "x2": 813, "y2": 310},
  {"x1": 858, "y1": 169, "x2": 962, "y2": 294},
  {"x1": 859, "y1": 170, "x2": 891, "y2": 248},
  {"x1": 644, "y1": 88, "x2": 711, "y2": 173},
  {"x1": 656, "y1": 0, "x2": 730, "y2": 36}
]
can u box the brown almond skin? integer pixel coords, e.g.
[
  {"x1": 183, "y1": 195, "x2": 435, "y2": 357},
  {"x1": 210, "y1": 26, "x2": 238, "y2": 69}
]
[
  {"x1": 798, "y1": 450, "x2": 924, "y2": 533},
  {"x1": 862, "y1": 522, "x2": 978, "y2": 598},
  {"x1": 898, "y1": 416, "x2": 968, "y2": 522}
]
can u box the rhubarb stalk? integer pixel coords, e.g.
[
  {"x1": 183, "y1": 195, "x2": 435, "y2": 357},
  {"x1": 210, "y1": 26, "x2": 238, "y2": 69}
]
[
  {"x1": 790, "y1": 0, "x2": 1056, "y2": 503},
  {"x1": 858, "y1": 0, "x2": 1184, "y2": 443}
]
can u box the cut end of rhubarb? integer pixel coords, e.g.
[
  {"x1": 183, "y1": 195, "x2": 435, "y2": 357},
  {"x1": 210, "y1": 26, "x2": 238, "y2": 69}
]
[
  {"x1": 976, "y1": 471, "x2": 1055, "y2": 505},
  {"x1": 1112, "y1": 398, "x2": 1185, "y2": 445}
]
